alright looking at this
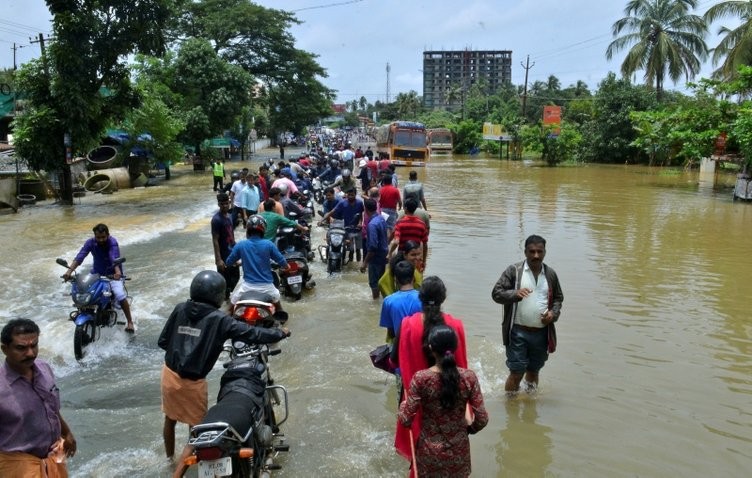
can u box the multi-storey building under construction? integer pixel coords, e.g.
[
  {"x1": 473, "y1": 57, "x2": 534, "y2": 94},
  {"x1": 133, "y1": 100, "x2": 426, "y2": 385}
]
[{"x1": 422, "y1": 49, "x2": 512, "y2": 110}]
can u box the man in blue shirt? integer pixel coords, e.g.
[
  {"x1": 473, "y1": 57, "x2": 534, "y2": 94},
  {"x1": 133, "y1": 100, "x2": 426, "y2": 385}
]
[
  {"x1": 378, "y1": 260, "x2": 421, "y2": 340},
  {"x1": 321, "y1": 188, "x2": 364, "y2": 229},
  {"x1": 226, "y1": 215, "x2": 289, "y2": 314},
  {"x1": 63, "y1": 223, "x2": 135, "y2": 333},
  {"x1": 360, "y1": 199, "x2": 388, "y2": 299}
]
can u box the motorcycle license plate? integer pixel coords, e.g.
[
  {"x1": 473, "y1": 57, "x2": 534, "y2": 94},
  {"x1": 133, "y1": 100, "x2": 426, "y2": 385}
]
[
  {"x1": 198, "y1": 457, "x2": 232, "y2": 477},
  {"x1": 287, "y1": 274, "x2": 303, "y2": 284}
]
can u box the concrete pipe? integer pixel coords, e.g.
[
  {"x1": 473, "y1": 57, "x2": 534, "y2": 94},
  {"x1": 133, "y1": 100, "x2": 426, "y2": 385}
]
[
  {"x1": 94, "y1": 167, "x2": 131, "y2": 190},
  {"x1": 83, "y1": 174, "x2": 113, "y2": 193},
  {"x1": 87, "y1": 145, "x2": 119, "y2": 170}
]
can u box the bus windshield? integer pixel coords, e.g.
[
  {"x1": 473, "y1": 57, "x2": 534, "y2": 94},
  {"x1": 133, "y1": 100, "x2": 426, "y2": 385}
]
[{"x1": 394, "y1": 130, "x2": 426, "y2": 147}]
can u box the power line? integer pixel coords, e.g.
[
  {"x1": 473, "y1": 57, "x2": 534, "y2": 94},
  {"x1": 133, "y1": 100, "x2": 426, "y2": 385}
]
[
  {"x1": 293, "y1": 0, "x2": 365, "y2": 13},
  {"x1": 0, "y1": 19, "x2": 48, "y2": 32}
]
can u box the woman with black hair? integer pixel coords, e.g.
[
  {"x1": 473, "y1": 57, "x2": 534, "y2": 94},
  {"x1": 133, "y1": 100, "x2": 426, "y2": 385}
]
[
  {"x1": 378, "y1": 240, "x2": 424, "y2": 297},
  {"x1": 398, "y1": 325, "x2": 488, "y2": 477},
  {"x1": 391, "y1": 276, "x2": 468, "y2": 470}
]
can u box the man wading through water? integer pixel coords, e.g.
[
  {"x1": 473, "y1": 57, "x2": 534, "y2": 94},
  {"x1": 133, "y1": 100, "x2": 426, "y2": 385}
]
[{"x1": 491, "y1": 234, "x2": 563, "y2": 395}]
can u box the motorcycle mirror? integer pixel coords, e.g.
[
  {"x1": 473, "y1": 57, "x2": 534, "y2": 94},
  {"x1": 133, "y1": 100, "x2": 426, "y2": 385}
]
[
  {"x1": 56, "y1": 258, "x2": 69, "y2": 267},
  {"x1": 317, "y1": 210, "x2": 324, "y2": 217}
]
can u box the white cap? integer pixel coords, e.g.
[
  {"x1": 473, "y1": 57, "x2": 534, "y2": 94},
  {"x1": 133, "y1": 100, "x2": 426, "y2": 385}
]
[{"x1": 358, "y1": 159, "x2": 367, "y2": 168}]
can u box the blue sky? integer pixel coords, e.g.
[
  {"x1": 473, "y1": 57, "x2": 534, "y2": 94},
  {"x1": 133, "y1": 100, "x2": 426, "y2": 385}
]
[{"x1": 0, "y1": 0, "x2": 736, "y2": 103}]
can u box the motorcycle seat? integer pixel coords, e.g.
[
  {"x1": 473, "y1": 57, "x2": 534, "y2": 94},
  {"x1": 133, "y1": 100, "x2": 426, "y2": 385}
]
[
  {"x1": 235, "y1": 289, "x2": 275, "y2": 305},
  {"x1": 201, "y1": 391, "x2": 262, "y2": 439}
]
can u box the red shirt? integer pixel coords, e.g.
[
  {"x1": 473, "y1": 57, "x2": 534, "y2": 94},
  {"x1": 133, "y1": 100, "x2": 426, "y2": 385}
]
[
  {"x1": 379, "y1": 159, "x2": 391, "y2": 171},
  {"x1": 393, "y1": 214, "x2": 428, "y2": 246},
  {"x1": 378, "y1": 184, "x2": 401, "y2": 209}
]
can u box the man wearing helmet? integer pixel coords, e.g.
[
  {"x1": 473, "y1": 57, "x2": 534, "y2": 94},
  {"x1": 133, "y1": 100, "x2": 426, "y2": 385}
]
[
  {"x1": 332, "y1": 168, "x2": 357, "y2": 195},
  {"x1": 225, "y1": 215, "x2": 289, "y2": 314},
  {"x1": 158, "y1": 270, "x2": 290, "y2": 460}
]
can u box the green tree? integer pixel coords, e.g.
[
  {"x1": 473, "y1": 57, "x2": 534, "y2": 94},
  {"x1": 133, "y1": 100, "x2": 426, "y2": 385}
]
[
  {"x1": 704, "y1": 1, "x2": 752, "y2": 80},
  {"x1": 606, "y1": 0, "x2": 708, "y2": 100},
  {"x1": 452, "y1": 120, "x2": 482, "y2": 154},
  {"x1": 546, "y1": 75, "x2": 561, "y2": 93},
  {"x1": 264, "y1": 50, "x2": 335, "y2": 135},
  {"x1": 172, "y1": 0, "x2": 334, "y2": 136},
  {"x1": 121, "y1": 88, "x2": 185, "y2": 172},
  {"x1": 394, "y1": 91, "x2": 422, "y2": 120},
  {"x1": 12, "y1": 0, "x2": 172, "y2": 203},
  {"x1": 134, "y1": 38, "x2": 253, "y2": 156},
  {"x1": 579, "y1": 73, "x2": 658, "y2": 163},
  {"x1": 359, "y1": 96, "x2": 368, "y2": 111}
]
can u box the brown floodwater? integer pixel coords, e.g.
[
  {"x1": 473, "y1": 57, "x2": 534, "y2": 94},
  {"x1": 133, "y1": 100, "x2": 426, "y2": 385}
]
[{"x1": 0, "y1": 152, "x2": 750, "y2": 477}]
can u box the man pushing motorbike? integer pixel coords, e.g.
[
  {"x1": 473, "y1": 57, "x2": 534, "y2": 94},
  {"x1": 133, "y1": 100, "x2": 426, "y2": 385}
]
[
  {"x1": 62, "y1": 223, "x2": 135, "y2": 333},
  {"x1": 158, "y1": 270, "x2": 290, "y2": 463}
]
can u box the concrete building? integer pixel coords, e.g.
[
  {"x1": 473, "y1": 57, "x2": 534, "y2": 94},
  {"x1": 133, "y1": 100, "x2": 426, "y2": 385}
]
[{"x1": 422, "y1": 49, "x2": 512, "y2": 110}]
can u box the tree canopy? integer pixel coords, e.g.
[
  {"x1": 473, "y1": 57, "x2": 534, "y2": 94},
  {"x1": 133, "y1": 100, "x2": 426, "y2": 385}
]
[{"x1": 606, "y1": 0, "x2": 708, "y2": 99}]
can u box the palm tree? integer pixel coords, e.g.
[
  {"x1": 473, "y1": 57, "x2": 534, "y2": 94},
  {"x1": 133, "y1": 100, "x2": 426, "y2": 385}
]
[
  {"x1": 546, "y1": 75, "x2": 561, "y2": 93},
  {"x1": 395, "y1": 91, "x2": 421, "y2": 119},
  {"x1": 606, "y1": 0, "x2": 708, "y2": 100},
  {"x1": 704, "y1": 1, "x2": 752, "y2": 80},
  {"x1": 443, "y1": 84, "x2": 463, "y2": 109}
]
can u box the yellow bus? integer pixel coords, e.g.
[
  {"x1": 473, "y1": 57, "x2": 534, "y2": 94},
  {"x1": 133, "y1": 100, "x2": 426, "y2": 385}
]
[
  {"x1": 427, "y1": 128, "x2": 453, "y2": 155},
  {"x1": 374, "y1": 121, "x2": 428, "y2": 166}
]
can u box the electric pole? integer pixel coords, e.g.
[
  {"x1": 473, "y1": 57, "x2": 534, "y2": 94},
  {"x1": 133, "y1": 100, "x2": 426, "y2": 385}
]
[{"x1": 520, "y1": 55, "x2": 534, "y2": 120}]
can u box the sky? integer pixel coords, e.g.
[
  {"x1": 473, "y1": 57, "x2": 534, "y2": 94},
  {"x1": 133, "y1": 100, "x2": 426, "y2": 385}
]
[{"x1": 0, "y1": 0, "x2": 736, "y2": 104}]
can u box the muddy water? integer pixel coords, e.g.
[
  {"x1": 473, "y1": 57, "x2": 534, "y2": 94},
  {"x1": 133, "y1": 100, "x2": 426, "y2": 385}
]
[{"x1": 0, "y1": 154, "x2": 750, "y2": 477}]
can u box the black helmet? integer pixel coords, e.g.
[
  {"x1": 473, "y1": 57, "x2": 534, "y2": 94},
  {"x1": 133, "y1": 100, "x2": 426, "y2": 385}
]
[
  {"x1": 190, "y1": 270, "x2": 226, "y2": 308},
  {"x1": 230, "y1": 171, "x2": 241, "y2": 181},
  {"x1": 247, "y1": 214, "x2": 267, "y2": 235}
]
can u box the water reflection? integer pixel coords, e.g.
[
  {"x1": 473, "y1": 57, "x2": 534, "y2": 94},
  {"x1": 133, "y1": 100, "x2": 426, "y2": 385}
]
[{"x1": 498, "y1": 398, "x2": 552, "y2": 478}]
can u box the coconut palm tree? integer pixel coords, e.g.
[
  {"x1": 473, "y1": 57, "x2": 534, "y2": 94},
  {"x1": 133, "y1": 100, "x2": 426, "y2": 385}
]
[
  {"x1": 546, "y1": 75, "x2": 561, "y2": 93},
  {"x1": 704, "y1": 1, "x2": 752, "y2": 80},
  {"x1": 394, "y1": 90, "x2": 421, "y2": 119},
  {"x1": 606, "y1": 0, "x2": 708, "y2": 100}
]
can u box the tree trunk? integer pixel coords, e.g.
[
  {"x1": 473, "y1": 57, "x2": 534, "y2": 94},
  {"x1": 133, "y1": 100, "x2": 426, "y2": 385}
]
[{"x1": 60, "y1": 162, "x2": 73, "y2": 205}]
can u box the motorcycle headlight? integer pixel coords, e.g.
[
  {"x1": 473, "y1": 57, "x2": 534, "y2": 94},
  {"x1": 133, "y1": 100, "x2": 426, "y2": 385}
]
[
  {"x1": 331, "y1": 235, "x2": 343, "y2": 247},
  {"x1": 74, "y1": 293, "x2": 92, "y2": 305}
]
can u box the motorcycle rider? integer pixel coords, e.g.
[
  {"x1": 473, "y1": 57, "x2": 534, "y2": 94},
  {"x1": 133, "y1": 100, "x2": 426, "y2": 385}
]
[
  {"x1": 332, "y1": 168, "x2": 357, "y2": 195},
  {"x1": 277, "y1": 183, "x2": 308, "y2": 219},
  {"x1": 259, "y1": 198, "x2": 309, "y2": 241},
  {"x1": 226, "y1": 215, "x2": 289, "y2": 314},
  {"x1": 63, "y1": 223, "x2": 135, "y2": 333},
  {"x1": 160, "y1": 270, "x2": 290, "y2": 463},
  {"x1": 320, "y1": 188, "x2": 364, "y2": 261}
]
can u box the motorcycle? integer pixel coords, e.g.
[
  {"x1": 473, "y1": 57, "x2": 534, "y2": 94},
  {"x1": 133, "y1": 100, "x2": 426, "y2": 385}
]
[
  {"x1": 273, "y1": 219, "x2": 315, "y2": 301},
  {"x1": 180, "y1": 292, "x2": 290, "y2": 478},
  {"x1": 56, "y1": 257, "x2": 130, "y2": 360},
  {"x1": 317, "y1": 218, "x2": 347, "y2": 275}
]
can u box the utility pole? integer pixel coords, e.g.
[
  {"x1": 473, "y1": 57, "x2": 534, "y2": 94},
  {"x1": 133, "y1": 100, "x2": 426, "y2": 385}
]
[
  {"x1": 29, "y1": 34, "x2": 51, "y2": 75},
  {"x1": 520, "y1": 54, "x2": 534, "y2": 119}
]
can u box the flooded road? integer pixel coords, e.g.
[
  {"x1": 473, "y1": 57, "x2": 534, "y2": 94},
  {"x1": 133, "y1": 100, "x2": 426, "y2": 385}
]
[{"x1": 0, "y1": 153, "x2": 750, "y2": 477}]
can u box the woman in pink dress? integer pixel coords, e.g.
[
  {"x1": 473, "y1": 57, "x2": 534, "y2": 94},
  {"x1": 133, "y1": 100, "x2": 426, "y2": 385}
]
[
  {"x1": 391, "y1": 276, "x2": 469, "y2": 475},
  {"x1": 399, "y1": 325, "x2": 488, "y2": 477}
]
